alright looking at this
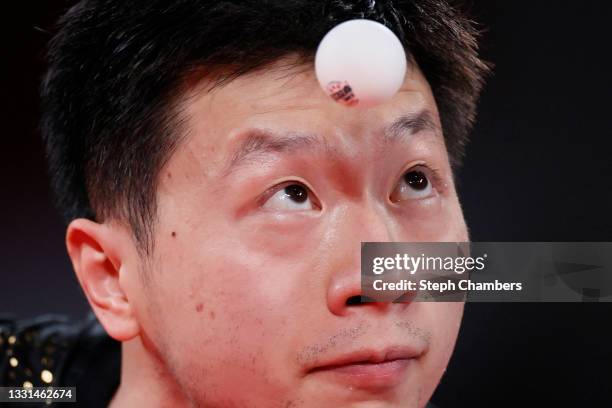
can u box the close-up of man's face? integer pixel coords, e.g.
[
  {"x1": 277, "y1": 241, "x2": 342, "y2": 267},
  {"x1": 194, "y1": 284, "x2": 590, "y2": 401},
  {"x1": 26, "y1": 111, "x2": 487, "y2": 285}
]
[
  {"x1": 78, "y1": 56, "x2": 469, "y2": 407},
  {"x1": 6, "y1": 2, "x2": 612, "y2": 408}
]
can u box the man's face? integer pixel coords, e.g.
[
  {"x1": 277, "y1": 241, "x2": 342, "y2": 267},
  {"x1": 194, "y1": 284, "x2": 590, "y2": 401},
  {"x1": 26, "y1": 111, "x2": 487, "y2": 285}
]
[{"x1": 130, "y1": 57, "x2": 468, "y2": 407}]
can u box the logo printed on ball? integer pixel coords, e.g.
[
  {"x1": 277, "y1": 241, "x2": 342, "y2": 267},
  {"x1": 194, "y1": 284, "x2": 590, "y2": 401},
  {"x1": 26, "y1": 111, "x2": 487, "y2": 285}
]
[{"x1": 326, "y1": 81, "x2": 359, "y2": 106}]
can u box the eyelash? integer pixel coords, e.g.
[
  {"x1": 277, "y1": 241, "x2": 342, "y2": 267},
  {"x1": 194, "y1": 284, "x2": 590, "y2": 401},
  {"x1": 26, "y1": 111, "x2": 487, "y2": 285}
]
[
  {"x1": 257, "y1": 179, "x2": 321, "y2": 209},
  {"x1": 256, "y1": 162, "x2": 445, "y2": 208}
]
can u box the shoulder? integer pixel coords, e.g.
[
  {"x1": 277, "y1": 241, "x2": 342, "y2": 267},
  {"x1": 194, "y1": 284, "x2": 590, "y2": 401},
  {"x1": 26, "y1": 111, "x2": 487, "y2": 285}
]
[{"x1": 0, "y1": 312, "x2": 120, "y2": 406}]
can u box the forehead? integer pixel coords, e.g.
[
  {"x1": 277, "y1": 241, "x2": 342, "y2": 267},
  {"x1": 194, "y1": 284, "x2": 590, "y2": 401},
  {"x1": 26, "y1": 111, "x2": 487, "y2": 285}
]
[{"x1": 173, "y1": 55, "x2": 441, "y2": 173}]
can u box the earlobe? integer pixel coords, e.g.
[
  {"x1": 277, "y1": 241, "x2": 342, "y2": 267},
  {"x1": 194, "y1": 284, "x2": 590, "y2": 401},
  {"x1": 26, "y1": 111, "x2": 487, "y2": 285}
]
[{"x1": 66, "y1": 218, "x2": 140, "y2": 342}]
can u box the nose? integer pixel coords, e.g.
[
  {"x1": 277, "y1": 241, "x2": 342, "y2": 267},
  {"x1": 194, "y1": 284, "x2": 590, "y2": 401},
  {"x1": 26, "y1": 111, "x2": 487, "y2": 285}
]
[{"x1": 325, "y1": 202, "x2": 404, "y2": 317}]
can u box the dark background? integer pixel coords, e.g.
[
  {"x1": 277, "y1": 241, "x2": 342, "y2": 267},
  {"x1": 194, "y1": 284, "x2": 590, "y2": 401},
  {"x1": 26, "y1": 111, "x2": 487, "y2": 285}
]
[{"x1": 1, "y1": 1, "x2": 611, "y2": 407}]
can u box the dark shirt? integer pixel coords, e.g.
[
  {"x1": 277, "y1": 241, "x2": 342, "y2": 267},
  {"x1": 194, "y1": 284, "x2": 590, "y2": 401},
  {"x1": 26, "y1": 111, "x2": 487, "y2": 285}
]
[{"x1": 0, "y1": 313, "x2": 120, "y2": 407}]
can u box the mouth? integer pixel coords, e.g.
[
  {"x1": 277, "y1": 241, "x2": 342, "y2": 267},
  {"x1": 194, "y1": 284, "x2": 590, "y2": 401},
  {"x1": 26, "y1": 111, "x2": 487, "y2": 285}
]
[{"x1": 306, "y1": 346, "x2": 423, "y2": 391}]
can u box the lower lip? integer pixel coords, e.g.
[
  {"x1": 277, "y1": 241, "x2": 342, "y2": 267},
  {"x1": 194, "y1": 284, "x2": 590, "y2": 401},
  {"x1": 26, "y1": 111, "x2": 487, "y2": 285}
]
[{"x1": 314, "y1": 358, "x2": 412, "y2": 391}]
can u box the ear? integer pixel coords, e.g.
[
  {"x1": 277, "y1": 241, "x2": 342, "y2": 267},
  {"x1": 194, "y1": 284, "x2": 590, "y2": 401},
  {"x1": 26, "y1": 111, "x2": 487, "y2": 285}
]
[{"x1": 66, "y1": 218, "x2": 140, "y2": 341}]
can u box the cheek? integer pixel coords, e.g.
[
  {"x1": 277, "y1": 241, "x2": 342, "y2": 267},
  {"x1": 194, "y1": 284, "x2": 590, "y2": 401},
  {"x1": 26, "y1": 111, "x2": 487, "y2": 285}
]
[
  {"x1": 433, "y1": 302, "x2": 464, "y2": 355},
  {"x1": 418, "y1": 302, "x2": 464, "y2": 400},
  {"x1": 139, "y1": 232, "x2": 313, "y2": 404},
  {"x1": 150, "y1": 245, "x2": 287, "y2": 349},
  {"x1": 392, "y1": 194, "x2": 468, "y2": 241}
]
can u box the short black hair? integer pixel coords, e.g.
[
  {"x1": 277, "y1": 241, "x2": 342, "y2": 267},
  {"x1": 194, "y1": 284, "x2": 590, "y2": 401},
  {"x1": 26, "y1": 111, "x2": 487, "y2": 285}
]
[{"x1": 41, "y1": 0, "x2": 489, "y2": 252}]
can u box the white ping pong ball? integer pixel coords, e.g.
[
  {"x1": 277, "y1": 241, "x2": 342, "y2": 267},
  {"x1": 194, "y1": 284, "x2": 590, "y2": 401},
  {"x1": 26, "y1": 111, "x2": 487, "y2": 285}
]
[{"x1": 315, "y1": 19, "x2": 407, "y2": 107}]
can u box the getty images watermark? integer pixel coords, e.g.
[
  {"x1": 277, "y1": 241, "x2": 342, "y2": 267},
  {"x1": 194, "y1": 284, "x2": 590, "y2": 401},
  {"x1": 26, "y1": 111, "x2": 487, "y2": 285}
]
[{"x1": 361, "y1": 242, "x2": 612, "y2": 302}]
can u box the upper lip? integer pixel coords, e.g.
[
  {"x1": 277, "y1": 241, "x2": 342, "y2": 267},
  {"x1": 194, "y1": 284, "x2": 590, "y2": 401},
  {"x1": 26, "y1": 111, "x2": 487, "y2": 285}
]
[{"x1": 306, "y1": 345, "x2": 424, "y2": 373}]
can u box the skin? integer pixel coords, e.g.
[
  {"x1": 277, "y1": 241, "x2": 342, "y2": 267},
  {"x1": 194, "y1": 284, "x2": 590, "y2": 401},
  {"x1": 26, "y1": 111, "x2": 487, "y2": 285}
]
[{"x1": 66, "y1": 55, "x2": 468, "y2": 407}]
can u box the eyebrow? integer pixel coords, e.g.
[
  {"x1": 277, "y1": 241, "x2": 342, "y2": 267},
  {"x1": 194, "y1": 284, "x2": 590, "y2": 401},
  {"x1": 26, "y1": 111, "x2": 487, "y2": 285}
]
[
  {"x1": 382, "y1": 109, "x2": 438, "y2": 145},
  {"x1": 224, "y1": 109, "x2": 438, "y2": 175}
]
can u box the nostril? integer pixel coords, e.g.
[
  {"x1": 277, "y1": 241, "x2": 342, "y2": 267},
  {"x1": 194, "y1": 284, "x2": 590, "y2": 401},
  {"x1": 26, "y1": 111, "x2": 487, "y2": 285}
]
[
  {"x1": 346, "y1": 295, "x2": 362, "y2": 306},
  {"x1": 345, "y1": 295, "x2": 376, "y2": 306}
]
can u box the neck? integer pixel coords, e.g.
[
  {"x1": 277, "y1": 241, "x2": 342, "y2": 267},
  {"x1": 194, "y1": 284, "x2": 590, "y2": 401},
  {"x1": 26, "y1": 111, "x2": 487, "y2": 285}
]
[{"x1": 109, "y1": 336, "x2": 190, "y2": 407}]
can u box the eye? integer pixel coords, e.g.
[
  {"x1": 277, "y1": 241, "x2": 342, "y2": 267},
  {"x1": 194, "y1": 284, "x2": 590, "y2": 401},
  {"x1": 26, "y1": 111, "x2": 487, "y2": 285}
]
[
  {"x1": 261, "y1": 182, "x2": 320, "y2": 211},
  {"x1": 390, "y1": 167, "x2": 434, "y2": 202}
]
